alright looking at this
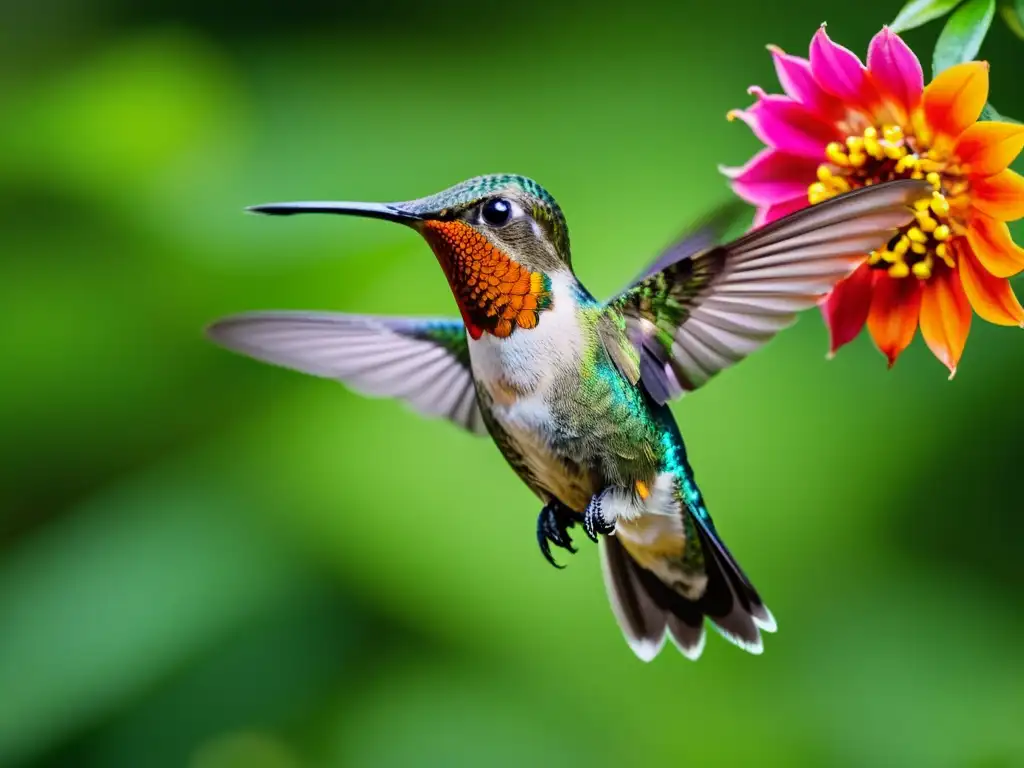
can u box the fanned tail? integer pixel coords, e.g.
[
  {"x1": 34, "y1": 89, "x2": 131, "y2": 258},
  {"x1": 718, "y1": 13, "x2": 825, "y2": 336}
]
[{"x1": 600, "y1": 511, "x2": 776, "y2": 662}]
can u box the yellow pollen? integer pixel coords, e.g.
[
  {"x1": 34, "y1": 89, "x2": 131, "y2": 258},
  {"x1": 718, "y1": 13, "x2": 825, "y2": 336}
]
[
  {"x1": 825, "y1": 142, "x2": 850, "y2": 166},
  {"x1": 807, "y1": 122, "x2": 965, "y2": 283},
  {"x1": 930, "y1": 193, "x2": 950, "y2": 217},
  {"x1": 883, "y1": 125, "x2": 904, "y2": 143},
  {"x1": 808, "y1": 182, "x2": 830, "y2": 205},
  {"x1": 883, "y1": 143, "x2": 905, "y2": 160},
  {"x1": 896, "y1": 155, "x2": 918, "y2": 174}
]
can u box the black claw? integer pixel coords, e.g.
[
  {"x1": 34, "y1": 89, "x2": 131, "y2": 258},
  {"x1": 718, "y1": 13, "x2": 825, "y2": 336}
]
[
  {"x1": 583, "y1": 497, "x2": 615, "y2": 542},
  {"x1": 536, "y1": 500, "x2": 580, "y2": 569}
]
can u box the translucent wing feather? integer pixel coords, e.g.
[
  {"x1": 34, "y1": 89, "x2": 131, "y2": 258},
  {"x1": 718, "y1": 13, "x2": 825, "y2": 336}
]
[
  {"x1": 206, "y1": 311, "x2": 487, "y2": 435},
  {"x1": 607, "y1": 180, "x2": 930, "y2": 402},
  {"x1": 629, "y1": 198, "x2": 749, "y2": 285}
]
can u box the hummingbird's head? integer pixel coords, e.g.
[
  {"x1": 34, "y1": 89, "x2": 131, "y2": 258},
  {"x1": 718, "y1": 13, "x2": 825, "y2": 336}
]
[{"x1": 249, "y1": 174, "x2": 571, "y2": 339}]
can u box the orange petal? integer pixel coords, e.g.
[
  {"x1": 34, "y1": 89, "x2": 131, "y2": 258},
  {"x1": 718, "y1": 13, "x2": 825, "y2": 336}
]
[
  {"x1": 918, "y1": 267, "x2": 972, "y2": 377},
  {"x1": 867, "y1": 275, "x2": 924, "y2": 367},
  {"x1": 922, "y1": 61, "x2": 989, "y2": 141},
  {"x1": 958, "y1": 242, "x2": 1024, "y2": 326},
  {"x1": 971, "y1": 169, "x2": 1024, "y2": 222},
  {"x1": 956, "y1": 121, "x2": 1024, "y2": 177},
  {"x1": 964, "y1": 214, "x2": 1024, "y2": 278}
]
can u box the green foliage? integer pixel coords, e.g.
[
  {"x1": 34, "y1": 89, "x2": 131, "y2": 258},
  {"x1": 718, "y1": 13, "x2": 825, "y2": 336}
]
[
  {"x1": 999, "y1": 0, "x2": 1024, "y2": 38},
  {"x1": 933, "y1": 0, "x2": 997, "y2": 73},
  {"x1": 891, "y1": 0, "x2": 966, "y2": 32},
  {"x1": 981, "y1": 102, "x2": 1022, "y2": 123}
]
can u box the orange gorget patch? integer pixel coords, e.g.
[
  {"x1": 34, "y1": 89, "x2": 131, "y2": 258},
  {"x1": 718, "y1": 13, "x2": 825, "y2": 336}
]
[{"x1": 421, "y1": 220, "x2": 552, "y2": 339}]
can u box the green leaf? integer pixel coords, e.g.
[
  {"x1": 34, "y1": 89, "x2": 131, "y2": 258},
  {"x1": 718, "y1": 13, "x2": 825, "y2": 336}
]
[
  {"x1": 999, "y1": 0, "x2": 1024, "y2": 38},
  {"x1": 980, "y1": 102, "x2": 1022, "y2": 123},
  {"x1": 891, "y1": 0, "x2": 966, "y2": 32},
  {"x1": 932, "y1": 0, "x2": 997, "y2": 76}
]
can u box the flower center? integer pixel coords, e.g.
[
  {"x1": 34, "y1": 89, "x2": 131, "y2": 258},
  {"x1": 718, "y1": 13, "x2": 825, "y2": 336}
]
[{"x1": 807, "y1": 124, "x2": 969, "y2": 280}]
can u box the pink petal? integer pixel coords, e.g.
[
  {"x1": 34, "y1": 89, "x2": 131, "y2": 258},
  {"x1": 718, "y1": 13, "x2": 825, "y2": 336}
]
[
  {"x1": 720, "y1": 148, "x2": 820, "y2": 206},
  {"x1": 752, "y1": 195, "x2": 809, "y2": 227},
  {"x1": 809, "y1": 25, "x2": 878, "y2": 110},
  {"x1": 820, "y1": 260, "x2": 875, "y2": 355},
  {"x1": 768, "y1": 45, "x2": 845, "y2": 119},
  {"x1": 866, "y1": 26, "x2": 923, "y2": 116},
  {"x1": 728, "y1": 87, "x2": 841, "y2": 158}
]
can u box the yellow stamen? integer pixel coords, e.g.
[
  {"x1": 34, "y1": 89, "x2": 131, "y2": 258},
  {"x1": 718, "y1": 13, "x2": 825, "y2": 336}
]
[
  {"x1": 916, "y1": 212, "x2": 937, "y2": 233},
  {"x1": 826, "y1": 142, "x2": 849, "y2": 166},
  {"x1": 912, "y1": 256, "x2": 933, "y2": 280},
  {"x1": 883, "y1": 125, "x2": 904, "y2": 143},
  {"x1": 806, "y1": 121, "x2": 967, "y2": 285},
  {"x1": 897, "y1": 155, "x2": 919, "y2": 174},
  {"x1": 888, "y1": 262, "x2": 910, "y2": 278},
  {"x1": 863, "y1": 127, "x2": 883, "y2": 159},
  {"x1": 808, "y1": 182, "x2": 831, "y2": 205},
  {"x1": 883, "y1": 143, "x2": 905, "y2": 160}
]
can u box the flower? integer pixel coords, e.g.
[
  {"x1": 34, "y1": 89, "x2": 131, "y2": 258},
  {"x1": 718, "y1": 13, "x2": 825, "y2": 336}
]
[{"x1": 723, "y1": 24, "x2": 1024, "y2": 376}]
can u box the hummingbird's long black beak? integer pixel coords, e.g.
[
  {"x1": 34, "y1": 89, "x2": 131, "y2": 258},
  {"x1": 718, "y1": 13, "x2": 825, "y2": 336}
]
[{"x1": 246, "y1": 200, "x2": 424, "y2": 224}]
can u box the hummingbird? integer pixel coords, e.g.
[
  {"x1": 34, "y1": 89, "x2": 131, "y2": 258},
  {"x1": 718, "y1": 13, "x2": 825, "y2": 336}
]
[{"x1": 207, "y1": 174, "x2": 925, "y2": 661}]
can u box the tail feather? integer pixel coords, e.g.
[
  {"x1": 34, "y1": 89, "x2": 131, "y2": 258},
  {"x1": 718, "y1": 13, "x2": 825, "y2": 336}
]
[
  {"x1": 599, "y1": 532, "x2": 669, "y2": 661},
  {"x1": 601, "y1": 512, "x2": 775, "y2": 661}
]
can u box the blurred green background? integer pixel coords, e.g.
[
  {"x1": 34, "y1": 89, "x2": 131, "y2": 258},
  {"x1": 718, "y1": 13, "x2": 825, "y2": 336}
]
[{"x1": 3, "y1": 0, "x2": 1023, "y2": 766}]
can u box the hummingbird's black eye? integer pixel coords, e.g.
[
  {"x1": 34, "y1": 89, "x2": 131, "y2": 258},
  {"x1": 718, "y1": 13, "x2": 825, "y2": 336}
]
[{"x1": 481, "y1": 198, "x2": 513, "y2": 227}]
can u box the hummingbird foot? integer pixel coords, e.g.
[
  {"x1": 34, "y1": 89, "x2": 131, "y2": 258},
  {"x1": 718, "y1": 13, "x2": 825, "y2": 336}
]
[
  {"x1": 583, "y1": 492, "x2": 616, "y2": 542},
  {"x1": 537, "y1": 499, "x2": 581, "y2": 569}
]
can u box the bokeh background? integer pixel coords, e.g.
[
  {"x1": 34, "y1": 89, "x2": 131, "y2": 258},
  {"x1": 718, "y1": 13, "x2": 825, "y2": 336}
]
[{"x1": 3, "y1": 0, "x2": 1023, "y2": 765}]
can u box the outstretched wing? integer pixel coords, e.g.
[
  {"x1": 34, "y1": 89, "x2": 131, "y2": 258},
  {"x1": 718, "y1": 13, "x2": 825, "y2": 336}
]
[
  {"x1": 628, "y1": 198, "x2": 749, "y2": 285},
  {"x1": 206, "y1": 312, "x2": 488, "y2": 435},
  {"x1": 606, "y1": 180, "x2": 929, "y2": 403}
]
